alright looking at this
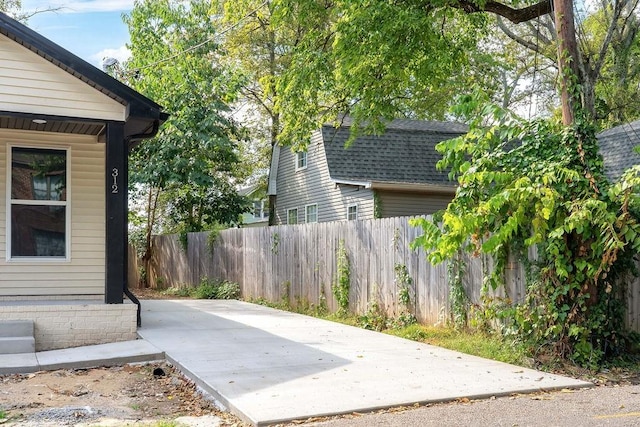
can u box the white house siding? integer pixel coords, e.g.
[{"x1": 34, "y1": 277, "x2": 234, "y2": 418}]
[
  {"x1": 274, "y1": 132, "x2": 374, "y2": 224},
  {"x1": 377, "y1": 190, "x2": 454, "y2": 218},
  {"x1": 0, "y1": 34, "x2": 125, "y2": 122},
  {"x1": 0, "y1": 129, "x2": 105, "y2": 297}
]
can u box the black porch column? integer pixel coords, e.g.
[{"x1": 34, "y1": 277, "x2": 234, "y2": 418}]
[{"x1": 105, "y1": 122, "x2": 127, "y2": 304}]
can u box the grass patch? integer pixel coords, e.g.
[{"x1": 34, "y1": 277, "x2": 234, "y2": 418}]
[
  {"x1": 161, "y1": 286, "x2": 192, "y2": 298},
  {"x1": 386, "y1": 324, "x2": 528, "y2": 365},
  {"x1": 249, "y1": 297, "x2": 526, "y2": 366},
  {"x1": 0, "y1": 410, "x2": 6, "y2": 420}
]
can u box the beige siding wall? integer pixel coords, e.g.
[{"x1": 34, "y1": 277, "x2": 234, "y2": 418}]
[
  {"x1": 377, "y1": 190, "x2": 454, "y2": 218},
  {"x1": 0, "y1": 129, "x2": 105, "y2": 297},
  {"x1": 0, "y1": 34, "x2": 125, "y2": 121},
  {"x1": 274, "y1": 132, "x2": 374, "y2": 224}
]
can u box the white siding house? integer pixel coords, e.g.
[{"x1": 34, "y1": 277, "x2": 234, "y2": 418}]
[
  {"x1": 0, "y1": 12, "x2": 167, "y2": 351},
  {"x1": 268, "y1": 118, "x2": 466, "y2": 224}
]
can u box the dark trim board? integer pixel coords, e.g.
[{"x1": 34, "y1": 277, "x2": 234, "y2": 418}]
[{"x1": 105, "y1": 122, "x2": 127, "y2": 304}]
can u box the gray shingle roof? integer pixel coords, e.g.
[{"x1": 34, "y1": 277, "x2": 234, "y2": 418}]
[
  {"x1": 597, "y1": 120, "x2": 640, "y2": 181},
  {"x1": 322, "y1": 119, "x2": 467, "y2": 186}
]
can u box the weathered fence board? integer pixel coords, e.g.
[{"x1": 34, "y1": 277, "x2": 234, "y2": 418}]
[{"x1": 140, "y1": 216, "x2": 640, "y2": 331}]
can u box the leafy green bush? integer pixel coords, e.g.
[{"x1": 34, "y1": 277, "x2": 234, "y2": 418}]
[
  {"x1": 358, "y1": 300, "x2": 388, "y2": 331},
  {"x1": 412, "y1": 98, "x2": 640, "y2": 367},
  {"x1": 193, "y1": 277, "x2": 241, "y2": 300},
  {"x1": 215, "y1": 280, "x2": 241, "y2": 299}
]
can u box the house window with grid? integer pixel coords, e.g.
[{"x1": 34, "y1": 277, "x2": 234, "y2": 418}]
[
  {"x1": 287, "y1": 208, "x2": 298, "y2": 224},
  {"x1": 347, "y1": 204, "x2": 358, "y2": 220},
  {"x1": 295, "y1": 151, "x2": 307, "y2": 170},
  {"x1": 305, "y1": 204, "x2": 318, "y2": 223},
  {"x1": 253, "y1": 200, "x2": 268, "y2": 220},
  {"x1": 9, "y1": 146, "x2": 69, "y2": 259}
]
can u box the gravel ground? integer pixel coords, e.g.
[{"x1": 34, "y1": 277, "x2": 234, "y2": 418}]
[{"x1": 294, "y1": 384, "x2": 640, "y2": 427}]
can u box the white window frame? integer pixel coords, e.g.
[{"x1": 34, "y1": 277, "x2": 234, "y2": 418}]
[
  {"x1": 7, "y1": 144, "x2": 71, "y2": 262},
  {"x1": 347, "y1": 204, "x2": 358, "y2": 221},
  {"x1": 305, "y1": 203, "x2": 318, "y2": 223},
  {"x1": 287, "y1": 208, "x2": 299, "y2": 224},
  {"x1": 295, "y1": 151, "x2": 307, "y2": 171},
  {"x1": 253, "y1": 199, "x2": 268, "y2": 220}
]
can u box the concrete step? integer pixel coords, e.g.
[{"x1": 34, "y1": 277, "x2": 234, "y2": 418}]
[
  {"x1": 0, "y1": 320, "x2": 34, "y2": 337},
  {"x1": 0, "y1": 336, "x2": 35, "y2": 354}
]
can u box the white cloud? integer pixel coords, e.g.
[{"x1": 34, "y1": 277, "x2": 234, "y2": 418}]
[
  {"x1": 91, "y1": 45, "x2": 131, "y2": 68},
  {"x1": 23, "y1": 0, "x2": 134, "y2": 14}
]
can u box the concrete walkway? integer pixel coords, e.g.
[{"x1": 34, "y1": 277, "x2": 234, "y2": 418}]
[{"x1": 137, "y1": 299, "x2": 591, "y2": 426}]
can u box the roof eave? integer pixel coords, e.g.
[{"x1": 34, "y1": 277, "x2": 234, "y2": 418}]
[
  {"x1": 0, "y1": 12, "x2": 166, "y2": 127},
  {"x1": 369, "y1": 181, "x2": 457, "y2": 193}
]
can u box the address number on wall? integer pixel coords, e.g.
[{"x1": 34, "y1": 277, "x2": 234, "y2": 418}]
[{"x1": 111, "y1": 168, "x2": 119, "y2": 194}]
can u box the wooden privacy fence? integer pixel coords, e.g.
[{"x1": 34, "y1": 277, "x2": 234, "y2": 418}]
[{"x1": 138, "y1": 216, "x2": 640, "y2": 331}]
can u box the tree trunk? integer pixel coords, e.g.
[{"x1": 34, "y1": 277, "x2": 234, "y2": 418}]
[{"x1": 553, "y1": 0, "x2": 580, "y2": 125}]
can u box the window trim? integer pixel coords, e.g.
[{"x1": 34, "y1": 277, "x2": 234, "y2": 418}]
[
  {"x1": 305, "y1": 203, "x2": 318, "y2": 223},
  {"x1": 347, "y1": 204, "x2": 358, "y2": 221},
  {"x1": 252, "y1": 199, "x2": 269, "y2": 220},
  {"x1": 7, "y1": 144, "x2": 71, "y2": 262},
  {"x1": 287, "y1": 208, "x2": 299, "y2": 225},
  {"x1": 295, "y1": 151, "x2": 307, "y2": 171}
]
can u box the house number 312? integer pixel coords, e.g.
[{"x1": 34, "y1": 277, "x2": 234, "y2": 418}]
[{"x1": 111, "y1": 168, "x2": 119, "y2": 194}]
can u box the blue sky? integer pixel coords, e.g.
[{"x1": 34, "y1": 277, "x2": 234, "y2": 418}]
[{"x1": 22, "y1": 0, "x2": 133, "y2": 68}]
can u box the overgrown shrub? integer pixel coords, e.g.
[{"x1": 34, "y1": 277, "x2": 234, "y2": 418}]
[
  {"x1": 193, "y1": 277, "x2": 241, "y2": 300},
  {"x1": 412, "y1": 98, "x2": 640, "y2": 367}
]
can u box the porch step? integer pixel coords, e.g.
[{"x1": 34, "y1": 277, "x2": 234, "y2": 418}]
[
  {"x1": 0, "y1": 320, "x2": 35, "y2": 354},
  {"x1": 0, "y1": 336, "x2": 35, "y2": 354}
]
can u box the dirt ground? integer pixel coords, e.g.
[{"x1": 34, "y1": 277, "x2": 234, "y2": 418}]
[{"x1": 0, "y1": 362, "x2": 247, "y2": 426}]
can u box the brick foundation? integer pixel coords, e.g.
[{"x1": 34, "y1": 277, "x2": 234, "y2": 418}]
[{"x1": 0, "y1": 301, "x2": 137, "y2": 351}]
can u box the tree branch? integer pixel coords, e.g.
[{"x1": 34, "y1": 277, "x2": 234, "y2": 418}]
[
  {"x1": 455, "y1": 0, "x2": 552, "y2": 24},
  {"x1": 497, "y1": 17, "x2": 544, "y2": 54}
]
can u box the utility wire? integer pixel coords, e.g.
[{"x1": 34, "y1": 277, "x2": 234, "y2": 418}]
[{"x1": 128, "y1": 0, "x2": 269, "y2": 74}]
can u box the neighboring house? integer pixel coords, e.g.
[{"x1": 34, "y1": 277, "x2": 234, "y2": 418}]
[
  {"x1": 597, "y1": 120, "x2": 640, "y2": 181},
  {"x1": 267, "y1": 118, "x2": 467, "y2": 224},
  {"x1": 0, "y1": 12, "x2": 167, "y2": 351},
  {"x1": 239, "y1": 183, "x2": 269, "y2": 227}
]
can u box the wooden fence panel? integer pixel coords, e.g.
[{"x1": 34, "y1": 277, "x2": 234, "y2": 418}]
[{"x1": 141, "y1": 216, "x2": 640, "y2": 332}]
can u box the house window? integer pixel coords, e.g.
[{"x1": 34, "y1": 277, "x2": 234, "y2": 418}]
[
  {"x1": 287, "y1": 208, "x2": 298, "y2": 224},
  {"x1": 347, "y1": 205, "x2": 358, "y2": 220},
  {"x1": 305, "y1": 204, "x2": 318, "y2": 223},
  {"x1": 295, "y1": 151, "x2": 307, "y2": 170},
  {"x1": 253, "y1": 200, "x2": 268, "y2": 220},
  {"x1": 9, "y1": 146, "x2": 69, "y2": 259}
]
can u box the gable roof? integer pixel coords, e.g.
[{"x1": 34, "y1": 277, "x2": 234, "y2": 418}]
[
  {"x1": 321, "y1": 118, "x2": 467, "y2": 190},
  {"x1": 597, "y1": 120, "x2": 640, "y2": 181},
  {"x1": 0, "y1": 12, "x2": 167, "y2": 141}
]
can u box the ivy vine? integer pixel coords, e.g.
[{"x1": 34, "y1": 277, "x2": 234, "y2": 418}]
[
  {"x1": 333, "y1": 239, "x2": 351, "y2": 314},
  {"x1": 412, "y1": 96, "x2": 640, "y2": 366}
]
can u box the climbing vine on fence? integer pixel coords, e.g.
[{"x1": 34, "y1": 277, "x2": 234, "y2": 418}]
[
  {"x1": 412, "y1": 97, "x2": 640, "y2": 367},
  {"x1": 333, "y1": 239, "x2": 351, "y2": 314}
]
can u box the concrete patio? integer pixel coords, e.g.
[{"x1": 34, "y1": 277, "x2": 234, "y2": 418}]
[{"x1": 136, "y1": 299, "x2": 591, "y2": 426}]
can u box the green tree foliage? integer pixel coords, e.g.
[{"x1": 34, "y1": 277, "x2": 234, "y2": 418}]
[
  {"x1": 495, "y1": 1, "x2": 640, "y2": 126},
  {"x1": 412, "y1": 96, "x2": 640, "y2": 366},
  {"x1": 0, "y1": 0, "x2": 20, "y2": 14},
  {"x1": 215, "y1": 0, "x2": 301, "y2": 188},
  {"x1": 122, "y1": 0, "x2": 249, "y2": 275},
  {"x1": 218, "y1": 0, "x2": 294, "y2": 147},
  {"x1": 270, "y1": 0, "x2": 487, "y2": 148}
]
